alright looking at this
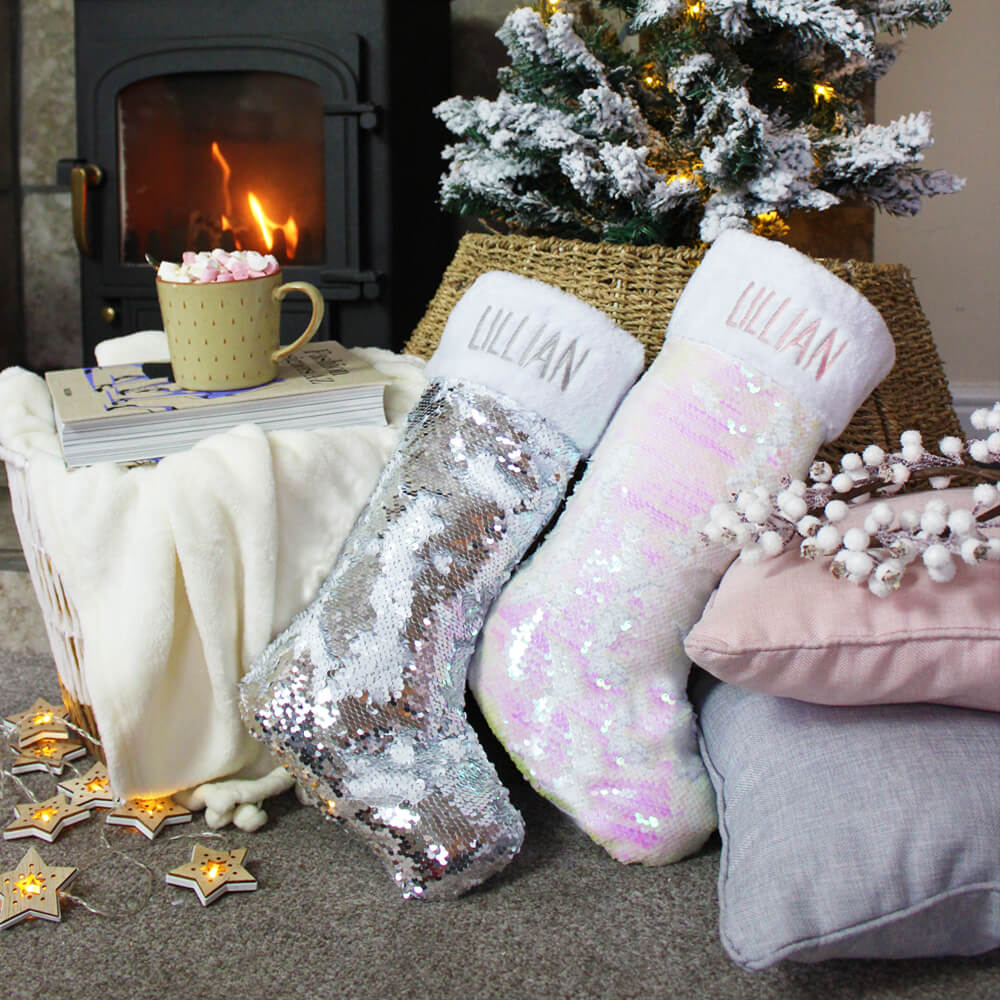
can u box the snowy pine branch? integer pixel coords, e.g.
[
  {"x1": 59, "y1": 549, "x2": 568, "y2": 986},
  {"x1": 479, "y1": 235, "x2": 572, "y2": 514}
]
[
  {"x1": 817, "y1": 113, "x2": 965, "y2": 213},
  {"x1": 851, "y1": 0, "x2": 952, "y2": 32},
  {"x1": 635, "y1": 0, "x2": 874, "y2": 58},
  {"x1": 826, "y1": 42, "x2": 901, "y2": 89}
]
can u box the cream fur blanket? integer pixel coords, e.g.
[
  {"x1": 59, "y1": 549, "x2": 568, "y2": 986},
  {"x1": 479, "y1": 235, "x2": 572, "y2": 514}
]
[{"x1": 0, "y1": 339, "x2": 427, "y2": 829}]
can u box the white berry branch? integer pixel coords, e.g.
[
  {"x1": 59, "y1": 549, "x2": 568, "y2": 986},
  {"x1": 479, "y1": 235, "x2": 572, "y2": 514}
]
[{"x1": 703, "y1": 403, "x2": 1000, "y2": 596}]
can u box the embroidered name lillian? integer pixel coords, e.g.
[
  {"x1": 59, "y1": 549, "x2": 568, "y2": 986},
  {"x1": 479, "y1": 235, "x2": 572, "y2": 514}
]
[
  {"x1": 726, "y1": 281, "x2": 849, "y2": 381},
  {"x1": 466, "y1": 305, "x2": 590, "y2": 391}
]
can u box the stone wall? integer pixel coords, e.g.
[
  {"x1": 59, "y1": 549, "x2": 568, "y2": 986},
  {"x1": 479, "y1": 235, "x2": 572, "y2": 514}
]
[
  {"x1": 14, "y1": 0, "x2": 78, "y2": 371},
  {"x1": 0, "y1": 1, "x2": 19, "y2": 370}
]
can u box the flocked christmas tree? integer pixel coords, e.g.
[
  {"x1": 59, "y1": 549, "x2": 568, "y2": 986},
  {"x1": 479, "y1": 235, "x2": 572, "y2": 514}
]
[{"x1": 435, "y1": 1, "x2": 964, "y2": 245}]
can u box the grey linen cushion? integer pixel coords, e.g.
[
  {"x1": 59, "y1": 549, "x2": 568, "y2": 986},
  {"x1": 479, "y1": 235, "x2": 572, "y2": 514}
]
[{"x1": 691, "y1": 671, "x2": 1000, "y2": 970}]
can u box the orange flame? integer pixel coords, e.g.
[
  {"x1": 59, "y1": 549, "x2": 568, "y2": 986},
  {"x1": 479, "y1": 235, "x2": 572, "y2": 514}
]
[
  {"x1": 248, "y1": 192, "x2": 299, "y2": 259},
  {"x1": 210, "y1": 142, "x2": 233, "y2": 219},
  {"x1": 210, "y1": 142, "x2": 298, "y2": 260}
]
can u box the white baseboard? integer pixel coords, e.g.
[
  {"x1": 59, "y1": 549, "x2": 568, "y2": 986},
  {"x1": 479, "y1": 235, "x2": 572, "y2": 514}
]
[{"x1": 950, "y1": 383, "x2": 1000, "y2": 437}]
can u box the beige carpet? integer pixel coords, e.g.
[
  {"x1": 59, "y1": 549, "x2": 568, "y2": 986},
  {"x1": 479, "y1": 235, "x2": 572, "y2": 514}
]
[
  {"x1": 1, "y1": 465, "x2": 29, "y2": 574},
  {"x1": 0, "y1": 571, "x2": 48, "y2": 654}
]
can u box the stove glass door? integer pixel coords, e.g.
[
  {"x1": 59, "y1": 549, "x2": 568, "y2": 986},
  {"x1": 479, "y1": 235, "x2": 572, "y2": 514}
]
[{"x1": 117, "y1": 71, "x2": 326, "y2": 267}]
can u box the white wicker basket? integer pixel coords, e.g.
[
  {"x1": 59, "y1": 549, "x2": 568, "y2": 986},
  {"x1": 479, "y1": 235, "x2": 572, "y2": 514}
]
[{"x1": 1, "y1": 444, "x2": 103, "y2": 758}]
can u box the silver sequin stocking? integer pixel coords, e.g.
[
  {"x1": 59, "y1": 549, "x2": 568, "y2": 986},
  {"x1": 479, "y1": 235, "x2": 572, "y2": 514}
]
[{"x1": 240, "y1": 379, "x2": 580, "y2": 899}]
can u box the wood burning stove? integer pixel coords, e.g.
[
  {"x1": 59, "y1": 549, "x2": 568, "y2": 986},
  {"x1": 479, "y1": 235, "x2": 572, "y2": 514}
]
[{"x1": 62, "y1": 0, "x2": 453, "y2": 363}]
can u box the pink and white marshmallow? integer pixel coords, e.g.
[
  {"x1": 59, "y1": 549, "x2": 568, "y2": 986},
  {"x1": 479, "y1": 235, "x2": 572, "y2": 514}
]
[{"x1": 157, "y1": 249, "x2": 280, "y2": 284}]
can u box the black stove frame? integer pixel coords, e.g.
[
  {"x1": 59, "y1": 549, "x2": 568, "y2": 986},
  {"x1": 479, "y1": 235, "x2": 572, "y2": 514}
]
[{"x1": 64, "y1": 0, "x2": 453, "y2": 363}]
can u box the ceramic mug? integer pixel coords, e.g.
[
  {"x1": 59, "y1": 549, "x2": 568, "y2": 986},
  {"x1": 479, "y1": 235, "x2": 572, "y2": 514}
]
[{"x1": 157, "y1": 271, "x2": 325, "y2": 390}]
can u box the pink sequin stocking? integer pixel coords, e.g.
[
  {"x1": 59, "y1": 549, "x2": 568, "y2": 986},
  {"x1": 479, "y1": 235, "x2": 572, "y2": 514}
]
[{"x1": 469, "y1": 231, "x2": 896, "y2": 864}]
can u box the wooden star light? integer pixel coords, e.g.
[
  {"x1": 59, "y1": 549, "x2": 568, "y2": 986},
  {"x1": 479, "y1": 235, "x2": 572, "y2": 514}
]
[
  {"x1": 3, "y1": 794, "x2": 92, "y2": 843},
  {"x1": 58, "y1": 762, "x2": 116, "y2": 810},
  {"x1": 4, "y1": 698, "x2": 70, "y2": 748},
  {"x1": 0, "y1": 846, "x2": 78, "y2": 930},
  {"x1": 11, "y1": 738, "x2": 87, "y2": 776},
  {"x1": 166, "y1": 844, "x2": 257, "y2": 906},
  {"x1": 106, "y1": 796, "x2": 192, "y2": 839}
]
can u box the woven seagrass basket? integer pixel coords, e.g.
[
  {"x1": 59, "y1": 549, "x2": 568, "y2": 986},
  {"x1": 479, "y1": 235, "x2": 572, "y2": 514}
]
[{"x1": 404, "y1": 233, "x2": 963, "y2": 467}]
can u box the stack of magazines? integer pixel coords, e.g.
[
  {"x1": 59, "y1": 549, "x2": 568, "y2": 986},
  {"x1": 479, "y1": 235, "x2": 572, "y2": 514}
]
[{"x1": 45, "y1": 341, "x2": 391, "y2": 468}]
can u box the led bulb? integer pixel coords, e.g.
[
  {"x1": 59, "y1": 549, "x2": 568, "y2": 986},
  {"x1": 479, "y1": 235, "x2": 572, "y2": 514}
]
[
  {"x1": 201, "y1": 861, "x2": 227, "y2": 881},
  {"x1": 813, "y1": 83, "x2": 836, "y2": 104},
  {"x1": 15, "y1": 873, "x2": 45, "y2": 897}
]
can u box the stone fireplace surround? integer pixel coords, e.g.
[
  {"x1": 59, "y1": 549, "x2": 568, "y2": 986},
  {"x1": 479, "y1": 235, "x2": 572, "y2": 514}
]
[{"x1": 4, "y1": 0, "x2": 82, "y2": 372}]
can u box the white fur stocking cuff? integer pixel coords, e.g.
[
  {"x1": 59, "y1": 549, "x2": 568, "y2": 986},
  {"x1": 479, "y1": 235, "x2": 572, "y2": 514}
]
[
  {"x1": 668, "y1": 231, "x2": 895, "y2": 442},
  {"x1": 424, "y1": 271, "x2": 645, "y2": 456}
]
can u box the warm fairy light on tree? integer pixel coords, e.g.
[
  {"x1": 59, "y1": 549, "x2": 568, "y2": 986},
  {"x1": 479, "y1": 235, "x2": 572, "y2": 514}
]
[
  {"x1": 666, "y1": 166, "x2": 700, "y2": 185},
  {"x1": 642, "y1": 63, "x2": 665, "y2": 88},
  {"x1": 753, "y1": 210, "x2": 791, "y2": 238},
  {"x1": 539, "y1": 0, "x2": 563, "y2": 22},
  {"x1": 813, "y1": 82, "x2": 837, "y2": 104}
]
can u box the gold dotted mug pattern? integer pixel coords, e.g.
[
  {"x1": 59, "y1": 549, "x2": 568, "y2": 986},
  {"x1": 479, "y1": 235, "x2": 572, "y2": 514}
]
[{"x1": 156, "y1": 271, "x2": 325, "y2": 390}]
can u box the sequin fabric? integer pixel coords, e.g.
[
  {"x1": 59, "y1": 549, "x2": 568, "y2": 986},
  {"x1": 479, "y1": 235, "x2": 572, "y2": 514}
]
[
  {"x1": 240, "y1": 378, "x2": 580, "y2": 899},
  {"x1": 469, "y1": 339, "x2": 826, "y2": 865}
]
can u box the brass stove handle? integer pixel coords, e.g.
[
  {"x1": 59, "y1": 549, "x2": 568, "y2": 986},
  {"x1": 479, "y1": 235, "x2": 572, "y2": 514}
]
[{"x1": 70, "y1": 163, "x2": 103, "y2": 257}]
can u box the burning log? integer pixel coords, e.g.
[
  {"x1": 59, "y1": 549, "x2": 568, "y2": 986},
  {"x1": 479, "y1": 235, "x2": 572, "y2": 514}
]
[{"x1": 187, "y1": 210, "x2": 224, "y2": 254}]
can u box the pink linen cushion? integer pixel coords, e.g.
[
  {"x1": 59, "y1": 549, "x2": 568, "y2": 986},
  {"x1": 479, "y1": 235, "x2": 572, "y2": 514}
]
[{"x1": 684, "y1": 487, "x2": 1000, "y2": 711}]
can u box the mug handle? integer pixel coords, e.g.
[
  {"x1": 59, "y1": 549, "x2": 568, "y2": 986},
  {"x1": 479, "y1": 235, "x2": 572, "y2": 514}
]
[{"x1": 270, "y1": 281, "x2": 326, "y2": 362}]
